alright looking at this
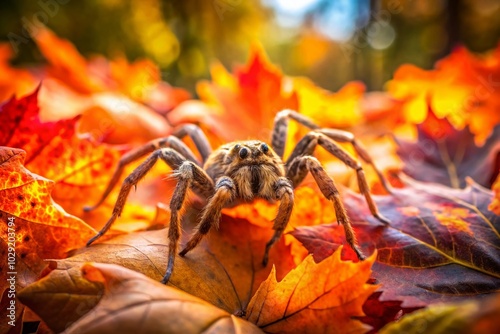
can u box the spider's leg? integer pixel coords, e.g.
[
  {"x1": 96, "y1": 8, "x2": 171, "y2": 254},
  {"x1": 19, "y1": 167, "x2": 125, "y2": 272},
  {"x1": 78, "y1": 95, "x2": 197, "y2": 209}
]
[
  {"x1": 84, "y1": 136, "x2": 201, "y2": 212},
  {"x1": 317, "y1": 129, "x2": 392, "y2": 193},
  {"x1": 271, "y1": 109, "x2": 391, "y2": 193},
  {"x1": 172, "y1": 124, "x2": 213, "y2": 163},
  {"x1": 287, "y1": 156, "x2": 365, "y2": 260},
  {"x1": 263, "y1": 178, "x2": 294, "y2": 266},
  {"x1": 286, "y1": 132, "x2": 390, "y2": 225},
  {"x1": 271, "y1": 109, "x2": 319, "y2": 159},
  {"x1": 86, "y1": 148, "x2": 182, "y2": 245},
  {"x1": 161, "y1": 160, "x2": 215, "y2": 284},
  {"x1": 179, "y1": 176, "x2": 235, "y2": 257}
]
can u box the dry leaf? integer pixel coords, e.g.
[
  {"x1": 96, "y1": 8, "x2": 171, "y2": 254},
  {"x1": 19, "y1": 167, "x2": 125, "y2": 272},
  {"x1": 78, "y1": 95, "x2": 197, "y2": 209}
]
[
  {"x1": 18, "y1": 215, "x2": 295, "y2": 330},
  {"x1": 63, "y1": 263, "x2": 264, "y2": 334}
]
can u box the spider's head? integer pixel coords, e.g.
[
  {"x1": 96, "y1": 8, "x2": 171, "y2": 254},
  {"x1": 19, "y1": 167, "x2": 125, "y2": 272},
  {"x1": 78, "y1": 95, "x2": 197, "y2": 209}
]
[{"x1": 226, "y1": 140, "x2": 279, "y2": 166}]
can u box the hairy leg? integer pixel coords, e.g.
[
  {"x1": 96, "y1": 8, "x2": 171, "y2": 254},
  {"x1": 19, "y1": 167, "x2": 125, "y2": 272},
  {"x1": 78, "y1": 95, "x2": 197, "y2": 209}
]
[
  {"x1": 84, "y1": 135, "x2": 201, "y2": 212},
  {"x1": 171, "y1": 124, "x2": 213, "y2": 163},
  {"x1": 286, "y1": 132, "x2": 389, "y2": 224},
  {"x1": 263, "y1": 177, "x2": 294, "y2": 266},
  {"x1": 287, "y1": 156, "x2": 365, "y2": 260},
  {"x1": 161, "y1": 161, "x2": 215, "y2": 284},
  {"x1": 271, "y1": 109, "x2": 391, "y2": 193},
  {"x1": 179, "y1": 176, "x2": 235, "y2": 256}
]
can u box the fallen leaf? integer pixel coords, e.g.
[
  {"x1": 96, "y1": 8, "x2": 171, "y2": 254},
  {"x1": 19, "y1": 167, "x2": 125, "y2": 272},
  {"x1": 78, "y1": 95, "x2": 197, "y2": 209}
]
[
  {"x1": 291, "y1": 175, "x2": 500, "y2": 309},
  {"x1": 0, "y1": 147, "x2": 96, "y2": 333},
  {"x1": 379, "y1": 294, "x2": 500, "y2": 334},
  {"x1": 395, "y1": 109, "x2": 500, "y2": 188},
  {"x1": 63, "y1": 263, "x2": 264, "y2": 334},
  {"x1": 18, "y1": 215, "x2": 295, "y2": 330},
  {"x1": 18, "y1": 265, "x2": 103, "y2": 333},
  {"x1": 245, "y1": 247, "x2": 377, "y2": 334}
]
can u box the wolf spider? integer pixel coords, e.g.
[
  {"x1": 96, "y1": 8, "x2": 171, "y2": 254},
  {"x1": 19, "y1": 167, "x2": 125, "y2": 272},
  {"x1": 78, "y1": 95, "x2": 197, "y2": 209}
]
[{"x1": 85, "y1": 109, "x2": 391, "y2": 284}]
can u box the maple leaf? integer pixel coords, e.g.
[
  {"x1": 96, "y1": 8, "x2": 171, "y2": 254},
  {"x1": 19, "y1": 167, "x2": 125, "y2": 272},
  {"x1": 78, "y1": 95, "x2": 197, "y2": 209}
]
[
  {"x1": 291, "y1": 175, "x2": 500, "y2": 310},
  {"x1": 0, "y1": 88, "x2": 123, "y2": 218},
  {"x1": 386, "y1": 44, "x2": 500, "y2": 143},
  {"x1": 62, "y1": 263, "x2": 264, "y2": 334},
  {"x1": 169, "y1": 44, "x2": 299, "y2": 143},
  {"x1": 395, "y1": 109, "x2": 500, "y2": 188},
  {"x1": 245, "y1": 247, "x2": 377, "y2": 334},
  {"x1": 18, "y1": 215, "x2": 295, "y2": 330},
  {"x1": 0, "y1": 147, "x2": 96, "y2": 333}
]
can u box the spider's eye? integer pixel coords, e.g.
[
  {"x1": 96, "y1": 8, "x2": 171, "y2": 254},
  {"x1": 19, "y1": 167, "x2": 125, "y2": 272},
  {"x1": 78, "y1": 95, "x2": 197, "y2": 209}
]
[
  {"x1": 261, "y1": 143, "x2": 269, "y2": 153},
  {"x1": 239, "y1": 147, "x2": 249, "y2": 159},
  {"x1": 234, "y1": 144, "x2": 241, "y2": 151}
]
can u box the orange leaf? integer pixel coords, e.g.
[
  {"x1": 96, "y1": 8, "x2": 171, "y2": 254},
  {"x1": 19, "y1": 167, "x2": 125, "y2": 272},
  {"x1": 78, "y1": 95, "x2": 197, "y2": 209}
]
[
  {"x1": 64, "y1": 263, "x2": 264, "y2": 334},
  {"x1": 387, "y1": 45, "x2": 500, "y2": 144},
  {"x1": 0, "y1": 88, "x2": 123, "y2": 219},
  {"x1": 0, "y1": 147, "x2": 95, "y2": 298},
  {"x1": 0, "y1": 43, "x2": 37, "y2": 102},
  {"x1": 245, "y1": 247, "x2": 377, "y2": 334},
  {"x1": 33, "y1": 27, "x2": 105, "y2": 94},
  {"x1": 0, "y1": 147, "x2": 96, "y2": 267},
  {"x1": 170, "y1": 44, "x2": 298, "y2": 142},
  {"x1": 294, "y1": 78, "x2": 365, "y2": 128}
]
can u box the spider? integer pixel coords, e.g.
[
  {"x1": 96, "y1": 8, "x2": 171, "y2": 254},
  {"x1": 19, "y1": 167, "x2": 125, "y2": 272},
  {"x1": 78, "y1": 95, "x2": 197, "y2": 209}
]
[{"x1": 84, "y1": 109, "x2": 391, "y2": 284}]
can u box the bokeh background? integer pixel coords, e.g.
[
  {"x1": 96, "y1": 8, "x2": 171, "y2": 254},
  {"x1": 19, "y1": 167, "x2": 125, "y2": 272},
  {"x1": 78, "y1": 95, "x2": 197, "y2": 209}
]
[{"x1": 1, "y1": 0, "x2": 500, "y2": 92}]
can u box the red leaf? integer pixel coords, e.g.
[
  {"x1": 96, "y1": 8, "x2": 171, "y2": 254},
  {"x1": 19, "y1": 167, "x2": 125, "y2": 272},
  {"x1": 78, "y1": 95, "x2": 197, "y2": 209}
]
[{"x1": 395, "y1": 109, "x2": 500, "y2": 188}]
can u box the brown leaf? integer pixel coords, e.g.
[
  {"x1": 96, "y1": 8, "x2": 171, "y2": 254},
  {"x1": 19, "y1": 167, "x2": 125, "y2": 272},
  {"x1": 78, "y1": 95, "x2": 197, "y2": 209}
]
[
  {"x1": 18, "y1": 265, "x2": 103, "y2": 333},
  {"x1": 19, "y1": 215, "x2": 295, "y2": 330},
  {"x1": 291, "y1": 175, "x2": 500, "y2": 309},
  {"x1": 63, "y1": 263, "x2": 264, "y2": 334}
]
